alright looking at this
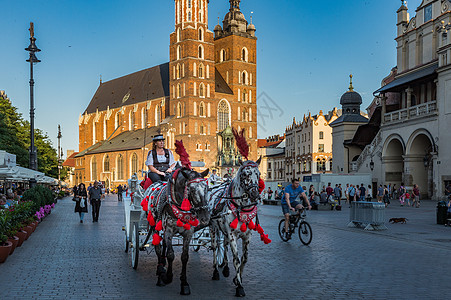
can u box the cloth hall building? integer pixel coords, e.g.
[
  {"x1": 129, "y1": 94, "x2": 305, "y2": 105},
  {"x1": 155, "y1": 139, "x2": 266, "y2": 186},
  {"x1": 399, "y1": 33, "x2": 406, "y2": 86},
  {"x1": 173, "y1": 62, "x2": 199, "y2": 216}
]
[{"x1": 75, "y1": 0, "x2": 258, "y2": 188}]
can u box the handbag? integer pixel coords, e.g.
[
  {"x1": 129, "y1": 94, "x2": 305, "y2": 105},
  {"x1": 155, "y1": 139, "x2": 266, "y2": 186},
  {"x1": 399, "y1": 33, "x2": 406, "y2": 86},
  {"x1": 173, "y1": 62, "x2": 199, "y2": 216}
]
[{"x1": 80, "y1": 198, "x2": 86, "y2": 208}]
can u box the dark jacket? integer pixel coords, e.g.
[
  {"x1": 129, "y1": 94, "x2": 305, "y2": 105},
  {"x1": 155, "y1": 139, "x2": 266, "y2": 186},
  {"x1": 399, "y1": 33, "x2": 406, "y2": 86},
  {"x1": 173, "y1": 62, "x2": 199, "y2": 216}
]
[{"x1": 75, "y1": 188, "x2": 88, "y2": 213}]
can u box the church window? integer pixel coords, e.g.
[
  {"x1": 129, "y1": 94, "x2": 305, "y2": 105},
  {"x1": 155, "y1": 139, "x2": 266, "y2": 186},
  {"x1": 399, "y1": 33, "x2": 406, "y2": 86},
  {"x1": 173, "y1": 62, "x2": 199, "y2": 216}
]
[
  {"x1": 188, "y1": 0, "x2": 191, "y2": 8},
  {"x1": 319, "y1": 131, "x2": 324, "y2": 139},
  {"x1": 141, "y1": 107, "x2": 146, "y2": 129},
  {"x1": 199, "y1": 63, "x2": 204, "y2": 78},
  {"x1": 193, "y1": 62, "x2": 197, "y2": 77},
  {"x1": 199, "y1": 84, "x2": 205, "y2": 97},
  {"x1": 198, "y1": 45, "x2": 204, "y2": 59},
  {"x1": 117, "y1": 154, "x2": 124, "y2": 180},
  {"x1": 242, "y1": 71, "x2": 247, "y2": 85},
  {"x1": 249, "y1": 107, "x2": 252, "y2": 121},
  {"x1": 176, "y1": 64, "x2": 181, "y2": 79},
  {"x1": 218, "y1": 99, "x2": 230, "y2": 131},
  {"x1": 424, "y1": 4, "x2": 432, "y2": 23},
  {"x1": 249, "y1": 127, "x2": 252, "y2": 138},
  {"x1": 177, "y1": 102, "x2": 182, "y2": 117},
  {"x1": 177, "y1": 84, "x2": 182, "y2": 98},
  {"x1": 177, "y1": 45, "x2": 182, "y2": 60},
  {"x1": 196, "y1": 142, "x2": 202, "y2": 150},
  {"x1": 205, "y1": 143, "x2": 210, "y2": 150},
  {"x1": 199, "y1": 28, "x2": 203, "y2": 41},
  {"x1": 103, "y1": 115, "x2": 107, "y2": 140},
  {"x1": 241, "y1": 47, "x2": 248, "y2": 62},
  {"x1": 243, "y1": 90, "x2": 247, "y2": 103},
  {"x1": 155, "y1": 105, "x2": 162, "y2": 125},
  {"x1": 177, "y1": 27, "x2": 181, "y2": 42},
  {"x1": 115, "y1": 112, "x2": 120, "y2": 129},
  {"x1": 131, "y1": 153, "x2": 138, "y2": 176},
  {"x1": 220, "y1": 49, "x2": 226, "y2": 62},
  {"x1": 195, "y1": 122, "x2": 198, "y2": 134},
  {"x1": 329, "y1": 158, "x2": 333, "y2": 171},
  {"x1": 104, "y1": 155, "x2": 110, "y2": 172},
  {"x1": 129, "y1": 110, "x2": 135, "y2": 131},
  {"x1": 206, "y1": 65, "x2": 209, "y2": 78},
  {"x1": 200, "y1": 124, "x2": 205, "y2": 135},
  {"x1": 194, "y1": 102, "x2": 197, "y2": 116},
  {"x1": 93, "y1": 122, "x2": 96, "y2": 144},
  {"x1": 91, "y1": 157, "x2": 97, "y2": 181},
  {"x1": 199, "y1": 101, "x2": 205, "y2": 117},
  {"x1": 318, "y1": 144, "x2": 324, "y2": 153},
  {"x1": 188, "y1": 12, "x2": 192, "y2": 21}
]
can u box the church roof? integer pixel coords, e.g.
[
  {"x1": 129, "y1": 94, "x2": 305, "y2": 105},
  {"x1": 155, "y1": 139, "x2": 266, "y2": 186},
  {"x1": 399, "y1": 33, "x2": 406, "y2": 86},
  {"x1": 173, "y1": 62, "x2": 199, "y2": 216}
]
[
  {"x1": 329, "y1": 114, "x2": 368, "y2": 126},
  {"x1": 84, "y1": 63, "x2": 170, "y2": 114},
  {"x1": 84, "y1": 63, "x2": 234, "y2": 115}
]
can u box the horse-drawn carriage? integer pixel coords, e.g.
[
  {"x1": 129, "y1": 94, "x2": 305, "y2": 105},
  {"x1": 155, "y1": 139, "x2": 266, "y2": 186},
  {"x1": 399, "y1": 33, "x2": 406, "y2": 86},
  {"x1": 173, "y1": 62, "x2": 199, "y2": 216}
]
[{"x1": 120, "y1": 130, "x2": 271, "y2": 297}]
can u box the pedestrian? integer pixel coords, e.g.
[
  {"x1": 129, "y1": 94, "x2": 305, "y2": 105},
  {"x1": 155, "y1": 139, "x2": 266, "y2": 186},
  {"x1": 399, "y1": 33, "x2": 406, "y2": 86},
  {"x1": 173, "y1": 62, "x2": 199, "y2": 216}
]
[
  {"x1": 267, "y1": 187, "x2": 273, "y2": 200},
  {"x1": 87, "y1": 183, "x2": 93, "y2": 192},
  {"x1": 72, "y1": 185, "x2": 78, "y2": 198},
  {"x1": 446, "y1": 196, "x2": 451, "y2": 226},
  {"x1": 366, "y1": 185, "x2": 372, "y2": 202},
  {"x1": 117, "y1": 184, "x2": 123, "y2": 202},
  {"x1": 399, "y1": 183, "x2": 408, "y2": 206},
  {"x1": 383, "y1": 185, "x2": 390, "y2": 207},
  {"x1": 344, "y1": 183, "x2": 350, "y2": 204},
  {"x1": 359, "y1": 184, "x2": 366, "y2": 201},
  {"x1": 348, "y1": 184, "x2": 356, "y2": 206},
  {"x1": 74, "y1": 183, "x2": 88, "y2": 223},
  {"x1": 377, "y1": 184, "x2": 384, "y2": 203},
  {"x1": 412, "y1": 184, "x2": 420, "y2": 208},
  {"x1": 326, "y1": 183, "x2": 333, "y2": 201},
  {"x1": 392, "y1": 184, "x2": 397, "y2": 200},
  {"x1": 89, "y1": 181, "x2": 104, "y2": 222},
  {"x1": 356, "y1": 185, "x2": 360, "y2": 200},
  {"x1": 334, "y1": 184, "x2": 341, "y2": 205}
]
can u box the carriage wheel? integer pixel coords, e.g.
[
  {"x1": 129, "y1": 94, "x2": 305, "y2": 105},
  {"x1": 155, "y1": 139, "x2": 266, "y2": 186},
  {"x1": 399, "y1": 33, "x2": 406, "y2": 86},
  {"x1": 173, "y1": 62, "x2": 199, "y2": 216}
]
[
  {"x1": 124, "y1": 229, "x2": 129, "y2": 253},
  {"x1": 216, "y1": 230, "x2": 226, "y2": 267},
  {"x1": 131, "y1": 222, "x2": 139, "y2": 269},
  {"x1": 298, "y1": 221, "x2": 312, "y2": 245},
  {"x1": 278, "y1": 219, "x2": 290, "y2": 242}
]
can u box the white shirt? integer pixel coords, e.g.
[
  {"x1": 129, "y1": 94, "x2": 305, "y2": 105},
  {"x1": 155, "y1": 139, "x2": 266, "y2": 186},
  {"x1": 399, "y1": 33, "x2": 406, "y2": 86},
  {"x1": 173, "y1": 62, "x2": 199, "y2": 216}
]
[{"x1": 145, "y1": 149, "x2": 175, "y2": 168}]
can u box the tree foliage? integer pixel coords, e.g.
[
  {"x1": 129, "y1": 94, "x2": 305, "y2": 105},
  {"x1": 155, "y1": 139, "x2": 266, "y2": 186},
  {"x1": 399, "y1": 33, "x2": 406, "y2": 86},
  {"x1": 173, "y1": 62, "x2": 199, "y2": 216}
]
[{"x1": 0, "y1": 95, "x2": 59, "y2": 178}]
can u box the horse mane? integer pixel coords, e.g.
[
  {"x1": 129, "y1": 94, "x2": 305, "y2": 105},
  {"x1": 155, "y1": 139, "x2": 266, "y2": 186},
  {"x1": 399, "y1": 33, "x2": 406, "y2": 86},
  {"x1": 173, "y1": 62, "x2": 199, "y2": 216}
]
[
  {"x1": 175, "y1": 140, "x2": 192, "y2": 170},
  {"x1": 232, "y1": 128, "x2": 249, "y2": 160}
]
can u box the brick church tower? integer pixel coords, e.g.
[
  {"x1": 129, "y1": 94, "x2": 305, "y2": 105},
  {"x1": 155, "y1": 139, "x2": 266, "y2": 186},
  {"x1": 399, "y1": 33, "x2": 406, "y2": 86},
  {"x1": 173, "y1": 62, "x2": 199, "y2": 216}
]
[
  {"x1": 169, "y1": 0, "x2": 217, "y2": 164},
  {"x1": 214, "y1": 0, "x2": 258, "y2": 161}
]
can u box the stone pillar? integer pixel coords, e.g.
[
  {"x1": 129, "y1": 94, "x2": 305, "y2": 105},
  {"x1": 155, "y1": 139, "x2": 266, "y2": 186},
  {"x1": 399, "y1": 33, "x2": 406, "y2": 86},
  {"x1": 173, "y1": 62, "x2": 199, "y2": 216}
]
[
  {"x1": 406, "y1": 87, "x2": 412, "y2": 119},
  {"x1": 381, "y1": 95, "x2": 387, "y2": 125}
]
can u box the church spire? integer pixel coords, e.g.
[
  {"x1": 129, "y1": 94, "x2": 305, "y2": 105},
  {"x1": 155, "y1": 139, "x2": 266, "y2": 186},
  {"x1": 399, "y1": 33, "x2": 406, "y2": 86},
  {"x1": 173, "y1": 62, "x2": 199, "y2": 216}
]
[
  {"x1": 348, "y1": 74, "x2": 354, "y2": 92},
  {"x1": 230, "y1": 0, "x2": 241, "y2": 11}
]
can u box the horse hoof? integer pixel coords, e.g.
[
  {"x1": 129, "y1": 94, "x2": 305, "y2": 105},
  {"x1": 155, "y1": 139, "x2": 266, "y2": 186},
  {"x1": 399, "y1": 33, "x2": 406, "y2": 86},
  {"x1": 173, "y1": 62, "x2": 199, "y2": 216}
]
[
  {"x1": 212, "y1": 269, "x2": 220, "y2": 281},
  {"x1": 163, "y1": 273, "x2": 173, "y2": 284},
  {"x1": 222, "y1": 266, "x2": 230, "y2": 278},
  {"x1": 156, "y1": 276, "x2": 166, "y2": 287},
  {"x1": 235, "y1": 286, "x2": 246, "y2": 297},
  {"x1": 180, "y1": 284, "x2": 191, "y2": 295}
]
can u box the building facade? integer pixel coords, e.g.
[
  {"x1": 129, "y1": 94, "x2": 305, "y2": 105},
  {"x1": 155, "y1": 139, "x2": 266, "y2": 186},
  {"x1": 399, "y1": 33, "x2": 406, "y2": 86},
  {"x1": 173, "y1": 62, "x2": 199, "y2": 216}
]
[
  {"x1": 76, "y1": 0, "x2": 258, "y2": 187},
  {"x1": 352, "y1": 0, "x2": 451, "y2": 199}
]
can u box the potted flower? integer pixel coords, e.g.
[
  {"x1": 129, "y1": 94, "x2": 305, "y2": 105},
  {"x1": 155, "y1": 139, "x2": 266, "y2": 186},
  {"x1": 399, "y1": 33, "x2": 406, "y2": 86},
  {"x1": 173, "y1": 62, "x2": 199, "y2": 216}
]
[{"x1": 0, "y1": 211, "x2": 13, "y2": 263}]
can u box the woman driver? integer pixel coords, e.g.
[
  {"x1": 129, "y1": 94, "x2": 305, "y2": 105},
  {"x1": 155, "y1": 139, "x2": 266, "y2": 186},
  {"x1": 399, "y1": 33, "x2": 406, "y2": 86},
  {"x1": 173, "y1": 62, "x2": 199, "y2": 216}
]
[{"x1": 145, "y1": 134, "x2": 177, "y2": 183}]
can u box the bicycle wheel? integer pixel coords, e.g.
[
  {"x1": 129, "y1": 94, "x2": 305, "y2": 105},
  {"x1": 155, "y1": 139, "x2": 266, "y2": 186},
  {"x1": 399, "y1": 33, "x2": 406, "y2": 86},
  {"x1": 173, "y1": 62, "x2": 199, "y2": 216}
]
[
  {"x1": 278, "y1": 219, "x2": 290, "y2": 242},
  {"x1": 298, "y1": 221, "x2": 312, "y2": 245}
]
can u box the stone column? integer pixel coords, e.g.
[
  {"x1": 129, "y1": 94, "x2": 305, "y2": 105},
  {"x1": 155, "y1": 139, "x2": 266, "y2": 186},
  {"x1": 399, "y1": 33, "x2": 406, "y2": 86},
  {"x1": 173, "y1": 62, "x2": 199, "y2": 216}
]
[
  {"x1": 381, "y1": 95, "x2": 387, "y2": 125},
  {"x1": 406, "y1": 87, "x2": 412, "y2": 119}
]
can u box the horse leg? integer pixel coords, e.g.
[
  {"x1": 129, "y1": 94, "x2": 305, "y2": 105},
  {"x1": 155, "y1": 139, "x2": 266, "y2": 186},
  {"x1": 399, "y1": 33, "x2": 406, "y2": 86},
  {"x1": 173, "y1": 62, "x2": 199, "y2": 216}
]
[
  {"x1": 238, "y1": 234, "x2": 250, "y2": 278},
  {"x1": 155, "y1": 240, "x2": 167, "y2": 286},
  {"x1": 210, "y1": 226, "x2": 220, "y2": 280},
  {"x1": 228, "y1": 232, "x2": 245, "y2": 297},
  {"x1": 180, "y1": 232, "x2": 192, "y2": 295},
  {"x1": 163, "y1": 227, "x2": 174, "y2": 284},
  {"x1": 222, "y1": 241, "x2": 230, "y2": 278}
]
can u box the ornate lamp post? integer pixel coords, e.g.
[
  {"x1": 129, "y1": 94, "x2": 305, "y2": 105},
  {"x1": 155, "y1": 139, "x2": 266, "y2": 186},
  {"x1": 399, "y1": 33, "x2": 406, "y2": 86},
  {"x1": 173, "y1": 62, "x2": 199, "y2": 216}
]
[
  {"x1": 57, "y1": 125, "x2": 62, "y2": 188},
  {"x1": 25, "y1": 22, "x2": 41, "y2": 173}
]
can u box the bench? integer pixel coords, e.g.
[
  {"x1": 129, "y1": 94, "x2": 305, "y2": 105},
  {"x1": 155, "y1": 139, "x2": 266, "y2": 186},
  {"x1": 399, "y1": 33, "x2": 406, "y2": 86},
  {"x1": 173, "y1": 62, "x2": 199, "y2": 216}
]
[{"x1": 317, "y1": 203, "x2": 333, "y2": 211}]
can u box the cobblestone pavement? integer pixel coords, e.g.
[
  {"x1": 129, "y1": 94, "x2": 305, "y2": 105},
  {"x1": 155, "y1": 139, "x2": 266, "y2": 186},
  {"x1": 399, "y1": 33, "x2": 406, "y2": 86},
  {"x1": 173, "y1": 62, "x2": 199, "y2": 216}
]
[{"x1": 0, "y1": 195, "x2": 449, "y2": 299}]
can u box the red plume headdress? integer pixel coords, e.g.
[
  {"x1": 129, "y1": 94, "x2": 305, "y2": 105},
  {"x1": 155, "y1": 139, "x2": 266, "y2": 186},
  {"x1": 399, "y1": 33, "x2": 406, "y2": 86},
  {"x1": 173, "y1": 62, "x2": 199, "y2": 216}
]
[
  {"x1": 175, "y1": 140, "x2": 192, "y2": 169},
  {"x1": 232, "y1": 128, "x2": 249, "y2": 160}
]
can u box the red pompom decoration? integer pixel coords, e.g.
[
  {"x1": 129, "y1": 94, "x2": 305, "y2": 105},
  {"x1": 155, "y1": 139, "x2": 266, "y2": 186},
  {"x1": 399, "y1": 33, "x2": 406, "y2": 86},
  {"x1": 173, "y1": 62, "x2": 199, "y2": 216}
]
[
  {"x1": 256, "y1": 224, "x2": 264, "y2": 234},
  {"x1": 151, "y1": 204, "x2": 154, "y2": 208},
  {"x1": 262, "y1": 234, "x2": 271, "y2": 244},
  {"x1": 156, "y1": 188, "x2": 160, "y2": 191},
  {"x1": 152, "y1": 233, "x2": 162, "y2": 245},
  {"x1": 240, "y1": 222, "x2": 247, "y2": 232},
  {"x1": 189, "y1": 219, "x2": 199, "y2": 227},
  {"x1": 260, "y1": 234, "x2": 265, "y2": 241},
  {"x1": 163, "y1": 183, "x2": 167, "y2": 186},
  {"x1": 145, "y1": 196, "x2": 149, "y2": 200},
  {"x1": 230, "y1": 218, "x2": 239, "y2": 229},
  {"x1": 181, "y1": 198, "x2": 192, "y2": 211},
  {"x1": 258, "y1": 178, "x2": 265, "y2": 194},
  {"x1": 155, "y1": 220, "x2": 163, "y2": 231},
  {"x1": 248, "y1": 220, "x2": 255, "y2": 230},
  {"x1": 183, "y1": 223, "x2": 191, "y2": 230},
  {"x1": 176, "y1": 219, "x2": 183, "y2": 227},
  {"x1": 141, "y1": 199, "x2": 149, "y2": 212},
  {"x1": 151, "y1": 196, "x2": 154, "y2": 199},
  {"x1": 152, "y1": 188, "x2": 155, "y2": 191},
  {"x1": 147, "y1": 213, "x2": 155, "y2": 226}
]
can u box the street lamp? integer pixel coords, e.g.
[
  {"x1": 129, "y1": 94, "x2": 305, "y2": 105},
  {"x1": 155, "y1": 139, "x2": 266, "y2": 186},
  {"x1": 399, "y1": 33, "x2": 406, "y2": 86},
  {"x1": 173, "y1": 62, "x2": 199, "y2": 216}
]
[
  {"x1": 370, "y1": 158, "x2": 374, "y2": 171},
  {"x1": 25, "y1": 22, "x2": 41, "y2": 169},
  {"x1": 25, "y1": 22, "x2": 41, "y2": 187}
]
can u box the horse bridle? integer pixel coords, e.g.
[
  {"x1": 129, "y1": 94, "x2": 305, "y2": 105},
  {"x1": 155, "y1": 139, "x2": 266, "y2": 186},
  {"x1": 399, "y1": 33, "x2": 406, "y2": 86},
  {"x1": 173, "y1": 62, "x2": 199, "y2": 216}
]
[{"x1": 170, "y1": 176, "x2": 209, "y2": 212}]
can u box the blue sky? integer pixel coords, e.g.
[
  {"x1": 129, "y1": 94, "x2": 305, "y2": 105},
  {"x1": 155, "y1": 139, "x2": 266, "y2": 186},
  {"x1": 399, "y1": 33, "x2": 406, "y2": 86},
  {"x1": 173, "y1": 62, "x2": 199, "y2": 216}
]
[{"x1": 0, "y1": 0, "x2": 423, "y2": 157}]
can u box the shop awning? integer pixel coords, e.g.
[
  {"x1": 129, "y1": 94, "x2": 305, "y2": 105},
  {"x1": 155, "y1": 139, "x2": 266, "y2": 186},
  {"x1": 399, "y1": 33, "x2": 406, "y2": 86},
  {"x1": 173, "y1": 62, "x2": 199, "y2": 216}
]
[{"x1": 374, "y1": 63, "x2": 438, "y2": 94}]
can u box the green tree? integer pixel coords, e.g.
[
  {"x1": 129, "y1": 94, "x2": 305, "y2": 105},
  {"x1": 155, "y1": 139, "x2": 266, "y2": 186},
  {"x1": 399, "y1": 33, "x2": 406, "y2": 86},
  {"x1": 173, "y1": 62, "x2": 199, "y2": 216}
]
[{"x1": 0, "y1": 95, "x2": 59, "y2": 177}]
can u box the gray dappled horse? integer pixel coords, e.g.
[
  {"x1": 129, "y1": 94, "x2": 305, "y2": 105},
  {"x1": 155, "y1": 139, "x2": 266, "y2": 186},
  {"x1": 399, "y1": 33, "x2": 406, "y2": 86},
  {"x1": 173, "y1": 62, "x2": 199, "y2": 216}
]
[
  {"x1": 208, "y1": 158, "x2": 262, "y2": 297},
  {"x1": 142, "y1": 167, "x2": 210, "y2": 295}
]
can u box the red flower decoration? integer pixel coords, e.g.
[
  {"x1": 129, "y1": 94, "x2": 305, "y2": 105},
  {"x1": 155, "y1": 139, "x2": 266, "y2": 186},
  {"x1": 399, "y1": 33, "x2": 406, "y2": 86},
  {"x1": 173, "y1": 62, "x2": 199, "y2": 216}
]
[
  {"x1": 248, "y1": 220, "x2": 256, "y2": 230},
  {"x1": 240, "y1": 222, "x2": 247, "y2": 232},
  {"x1": 155, "y1": 220, "x2": 163, "y2": 231}
]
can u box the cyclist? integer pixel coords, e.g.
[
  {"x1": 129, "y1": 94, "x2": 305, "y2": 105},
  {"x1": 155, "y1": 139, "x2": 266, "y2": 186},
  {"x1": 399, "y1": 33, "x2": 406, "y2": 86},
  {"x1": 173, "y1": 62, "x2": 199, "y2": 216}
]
[{"x1": 282, "y1": 178, "x2": 311, "y2": 239}]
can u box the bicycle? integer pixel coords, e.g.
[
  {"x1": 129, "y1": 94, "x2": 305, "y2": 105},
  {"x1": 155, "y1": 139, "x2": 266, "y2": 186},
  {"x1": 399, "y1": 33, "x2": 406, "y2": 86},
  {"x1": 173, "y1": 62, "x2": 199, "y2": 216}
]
[{"x1": 278, "y1": 208, "x2": 312, "y2": 245}]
